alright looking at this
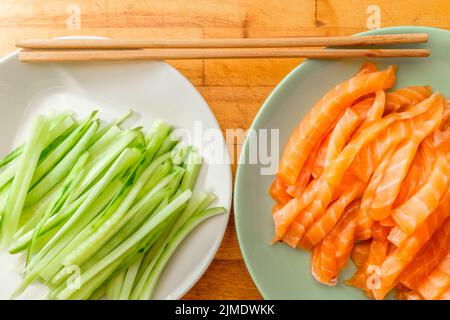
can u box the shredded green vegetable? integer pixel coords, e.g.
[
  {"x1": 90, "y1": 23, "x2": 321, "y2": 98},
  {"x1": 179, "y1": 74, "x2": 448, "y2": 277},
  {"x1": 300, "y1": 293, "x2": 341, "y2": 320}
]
[{"x1": 0, "y1": 111, "x2": 226, "y2": 300}]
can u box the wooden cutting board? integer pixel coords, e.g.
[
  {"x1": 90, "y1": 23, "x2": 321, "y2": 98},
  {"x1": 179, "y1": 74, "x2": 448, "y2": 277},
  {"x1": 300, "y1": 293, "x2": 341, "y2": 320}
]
[{"x1": 0, "y1": 0, "x2": 448, "y2": 299}]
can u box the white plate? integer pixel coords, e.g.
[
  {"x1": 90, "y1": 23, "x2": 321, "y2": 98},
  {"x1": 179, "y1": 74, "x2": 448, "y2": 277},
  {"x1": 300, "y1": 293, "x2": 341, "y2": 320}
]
[{"x1": 0, "y1": 37, "x2": 232, "y2": 300}]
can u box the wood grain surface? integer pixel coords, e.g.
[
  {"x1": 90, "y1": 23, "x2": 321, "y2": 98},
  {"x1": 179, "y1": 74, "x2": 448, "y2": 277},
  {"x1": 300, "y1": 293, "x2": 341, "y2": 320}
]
[{"x1": 0, "y1": 0, "x2": 448, "y2": 300}]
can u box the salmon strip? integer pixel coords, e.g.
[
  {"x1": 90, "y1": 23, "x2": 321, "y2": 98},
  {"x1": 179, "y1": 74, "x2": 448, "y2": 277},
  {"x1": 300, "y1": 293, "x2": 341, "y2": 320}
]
[
  {"x1": 395, "y1": 289, "x2": 424, "y2": 300},
  {"x1": 275, "y1": 94, "x2": 440, "y2": 243},
  {"x1": 394, "y1": 137, "x2": 436, "y2": 206},
  {"x1": 286, "y1": 133, "x2": 325, "y2": 197},
  {"x1": 294, "y1": 101, "x2": 438, "y2": 243},
  {"x1": 351, "y1": 240, "x2": 371, "y2": 268},
  {"x1": 334, "y1": 202, "x2": 359, "y2": 269},
  {"x1": 369, "y1": 98, "x2": 444, "y2": 221},
  {"x1": 354, "y1": 90, "x2": 386, "y2": 136},
  {"x1": 392, "y1": 155, "x2": 450, "y2": 234},
  {"x1": 356, "y1": 148, "x2": 396, "y2": 240},
  {"x1": 357, "y1": 62, "x2": 378, "y2": 75},
  {"x1": 387, "y1": 227, "x2": 408, "y2": 247},
  {"x1": 324, "y1": 108, "x2": 363, "y2": 168},
  {"x1": 399, "y1": 218, "x2": 450, "y2": 289},
  {"x1": 345, "y1": 223, "x2": 390, "y2": 296},
  {"x1": 269, "y1": 177, "x2": 292, "y2": 205},
  {"x1": 311, "y1": 134, "x2": 331, "y2": 179},
  {"x1": 282, "y1": 183, "x2": 333, "y2": 246},
  {"x1": 272, "y1": 202, "x2": 286, "y2": 214},
  {"x1": 311, "y1": 202, "x2": 359, "y2": 285},
  {"x1": 380, "y1": 216, "x2": 397, "y2": 227},
  {"x1": 438, "y1": 286, "x2": 450, "y2": 300},
  {"x1": 300, "y1": 180, "x2": 365, "y2": 249},
  {"x1": 349, "y1": 93, "x2": 439, "y2": 183},
  {"x1": 277, "y1": 66, "x2": 396, "y2": 185},
  {"x1": 367, "y1": 90, "x2": 386, "y2": 121},
  {"x1": 417, "y1": 251, "x2": 450, "y2": 300},
  {"x1": 348, "y1": 117, "x2": 417, "y2": 183},
  {"x1": 385, "y1": 86, "x2": 432, "y2": 113},
  {"x1": 371, "y1": 189, "x2": 450, "y2": 299},
  {"x1": 312, "y1": 99, "x2": 372, "y2": 178}
]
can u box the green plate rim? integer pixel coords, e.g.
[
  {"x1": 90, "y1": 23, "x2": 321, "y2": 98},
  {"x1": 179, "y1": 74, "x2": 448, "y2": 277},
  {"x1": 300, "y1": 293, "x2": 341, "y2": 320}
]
[{"x1": 233, "y1": 26, "x2": 450, "y2": 299}]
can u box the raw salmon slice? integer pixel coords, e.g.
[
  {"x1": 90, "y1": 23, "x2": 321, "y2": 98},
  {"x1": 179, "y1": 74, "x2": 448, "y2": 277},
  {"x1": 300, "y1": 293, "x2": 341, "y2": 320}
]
[
  {"x1": 399, "y1": 217, "x2": 450, "y2": 289},
  {"x1": 277, "y1": 66, "x2": 396, "y2": 185},
  {"x1": 371, "y1": 189, "x2": 450, "y2": 299},
  {"x1": 417, "y1": 251, "x2": 450, "y2": 300}
]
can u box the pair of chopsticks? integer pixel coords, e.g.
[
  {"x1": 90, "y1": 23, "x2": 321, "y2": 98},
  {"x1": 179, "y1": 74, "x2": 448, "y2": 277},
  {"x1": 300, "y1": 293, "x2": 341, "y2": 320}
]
[{"x1": 17, "y1": 33, "x2": 429, "y2": 62}]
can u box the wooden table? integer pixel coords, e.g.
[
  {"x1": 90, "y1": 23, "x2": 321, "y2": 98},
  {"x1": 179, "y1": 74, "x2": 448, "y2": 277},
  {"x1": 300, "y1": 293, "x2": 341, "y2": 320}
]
[{"x1": 0, "y1": 0, "x2": 448, "y2": 299}]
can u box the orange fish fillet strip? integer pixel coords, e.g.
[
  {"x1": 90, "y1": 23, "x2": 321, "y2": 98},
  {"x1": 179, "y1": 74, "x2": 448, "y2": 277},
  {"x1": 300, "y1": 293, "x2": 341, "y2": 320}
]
[
  {"x1": 277, "y1": 66, "x2": 396, "y2": 185},
  {"x1": 269, "y1": 63, "x2": 449, "y2": 300},
  {"x1": 399, "y1": 218, "x2": 450, "y2": 290}
]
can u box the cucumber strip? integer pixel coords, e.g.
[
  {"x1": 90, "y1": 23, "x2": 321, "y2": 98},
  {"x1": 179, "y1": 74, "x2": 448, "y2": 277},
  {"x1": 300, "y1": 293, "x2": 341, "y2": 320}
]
[
  {"x1": 30, "y1": 115, "x2": 95, "y2": 187},
  {"x1": 179, "y1": 150, "x2": 202, "y2": 192},
  {"x1": 63, "y1": 169, "x2": 182, "y2": 268},
  {"x1": 118, "y1": 256, "x2": 143, "y2": 300},
  {"x1": 0, "y1": 148, "x2": 22, "y2": 170},
  {"x1": 38, "y1": 175, "x2": 129, "y2": 282},
  {"x1": 131, "y1": 192, "x2": 213, "y2": 298},
  {"x1": 87, "y1": 125, "x2": 122, "y2": 157},
  {"x1": 88, "y1": 110, "x2": 132, "y2": 149},
  {"x1": 56, "y1": 190, "x2": 192, "y2": 300},
  {"x1": 106, "y1": 271, "x2": 125, "y2": 300},
  {"x1": 24, "y1": 148, "x2": 138, "y2": 275},
  {"x1": 12, "y1": 178, "x2": 125, "y2": 297},
  {"x1": 89, "y1": 284, "x2": 106, "y2": 300},
  {"x1": 0, "y1": 182, "x2": 11, "y2": 215},
  {"x1": 40, "y1": 179, "x2": 130, "y2": 282},
  {"x1": 73, "y1": 129, "x2": 140, "y2": 196},
  {"x1": 155, "y1": 135, "x2": 180, "y2": 158},
  {"x1": 139, "y1": 207, "x2": 226, "y2": 299},
  {"x1": 26, "y1": 153, "x2": 89, "y2": 265},
  {"x1": 15, "y1": 181, "x2": 63, "y2": 237},
  {"x1": 25, "y1": 121, "x2": 99, "y2": 208},
  {"x1": 0, "y1": 116, "x2": 50, "y2": 245},
  {"x1": 141, "y1": 121, "x2": 172, "y2": 167},
  {"x1": 69, "y1": 259, "x2": 122, "y2": 300},
  {"x1": 69, "y1": 188, "x2": 171, "y2": 278},
  {"x1": 0, "y1": 113, "x2": 75, "y2": 171},
  {"x1": 136, "y1": 160, "x2": 172, "y2": 201},
  {"x1": 0, "y1": 163, "x2": 16, "y2": 190},
  {"x1": 9, "y1": 194, "x2": 87, "y2": 254}
]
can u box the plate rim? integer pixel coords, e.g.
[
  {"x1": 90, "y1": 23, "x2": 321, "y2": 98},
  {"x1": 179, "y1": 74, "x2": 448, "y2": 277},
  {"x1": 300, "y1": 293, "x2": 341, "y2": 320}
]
[
  {"x1": 234, "y1": 26, "x2": 450, "y2": 299},
  {"x1": 0, "y1": 36, "x2": 233, "y2": 300}
]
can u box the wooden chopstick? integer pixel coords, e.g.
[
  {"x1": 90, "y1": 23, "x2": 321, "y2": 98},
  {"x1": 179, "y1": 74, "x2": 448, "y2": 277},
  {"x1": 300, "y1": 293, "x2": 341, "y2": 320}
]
[
  {"x1": 19, "y1": 48, "x2": 430, "y2": 62},
  {"x1": 16, "y1": 33, "x2": 428, "y2": 49}
]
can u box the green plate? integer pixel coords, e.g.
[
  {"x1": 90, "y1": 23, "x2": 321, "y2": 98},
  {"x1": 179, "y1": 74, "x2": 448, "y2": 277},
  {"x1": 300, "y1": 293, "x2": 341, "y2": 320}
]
[{"x1": 234, "y1": 26, "x2": 450, "y2": 300}]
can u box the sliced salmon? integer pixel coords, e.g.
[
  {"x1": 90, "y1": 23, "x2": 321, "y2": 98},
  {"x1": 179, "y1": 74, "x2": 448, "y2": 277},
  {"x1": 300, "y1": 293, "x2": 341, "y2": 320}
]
[
  {"x1": 269, "y1": 177, "x2": 292, "y2": 205},
  {"x1": 277, "y1": 66, "x2": 396, "y2": 185},
  {"x1": 438, "y1": 286, "x2": 450, "y2": 300},
  {"x1": 371, "y1": 188, "x2": 450, "y2": 299},
  {"x1": 345, "y1": 223, "x2": 390, "y2": 296},
  {"x1": 392, "y1": 155, "x2": 450, "y2": 234},
  {"x1": 394, "y1": 137, "x2": 436, "y2": 206},
  {"x1": 351, "y1": 240, "x2": 371, "y2": 268},
  {"x1": 369, "y1": 98, "x2": 444, "y2": 221},
  {"x1": 385, "y1": 86, "x2": 432, "y2": 113},
  {"x1": 300, "y1": 181, "x2": 365, "y2": 249},
  {"x1": 417, "y1": 251, "x2": 450, "y2": 300},
  {"x1": 356, "y1": 147, "x2": 396, "y2": 241},
  {"x1": 357, "y1": 62, "x2": 378, "y2": 75},
  {"x1": 310, "y1": 201, "x2": 359, "y2": 285},
  {"x1": 274, "y1": 94, "x2": 441, "y2": 244},
  {"x1": 399, "y1": 217, "x2": 450, "y2": 289}
]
